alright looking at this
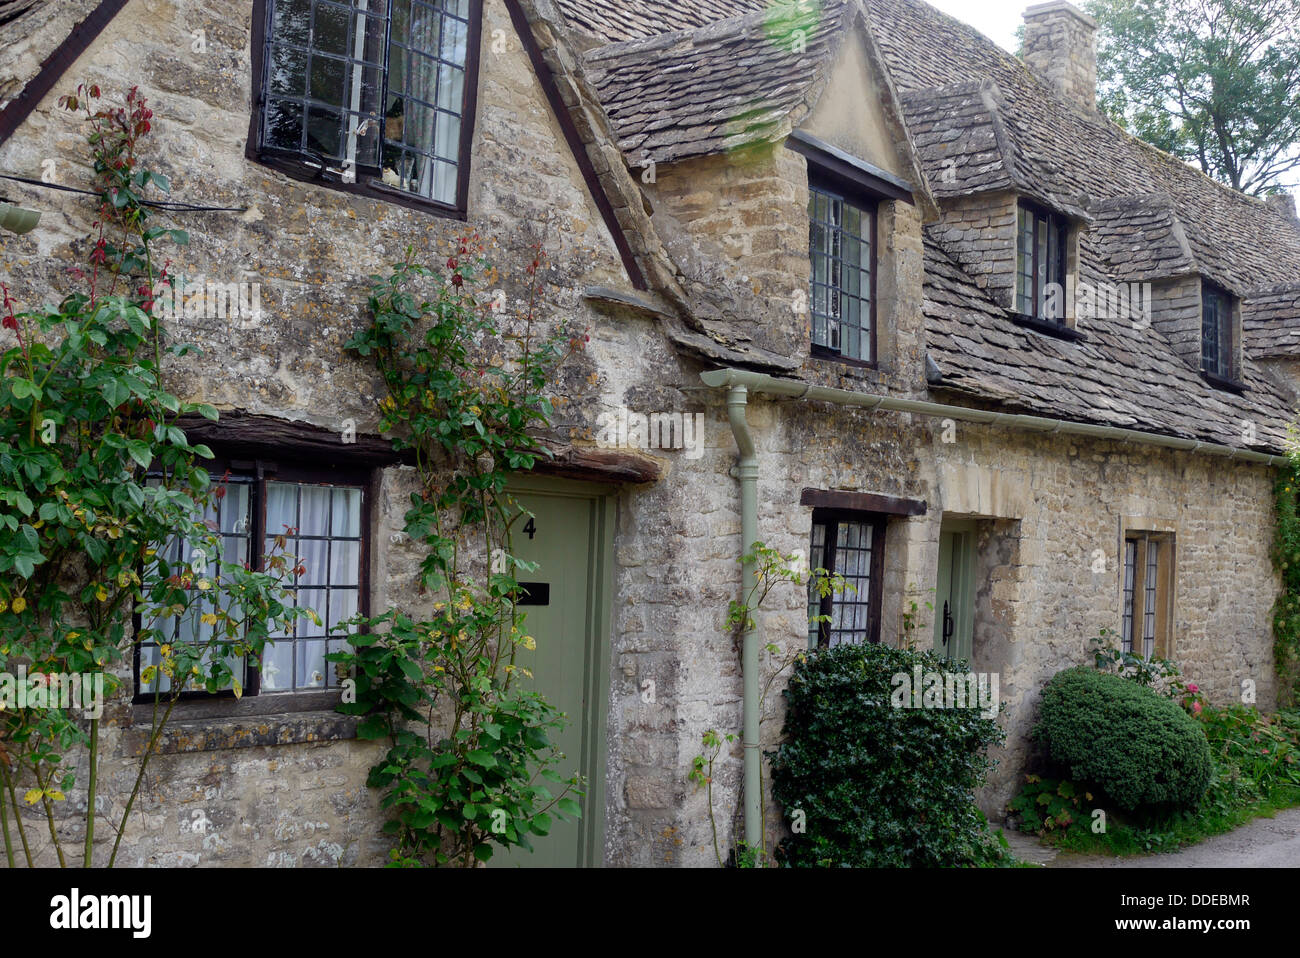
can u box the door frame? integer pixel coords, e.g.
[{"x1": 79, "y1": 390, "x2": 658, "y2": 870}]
[{"x1": 507, "y1": 475, "x2": 616, "y2": 867}]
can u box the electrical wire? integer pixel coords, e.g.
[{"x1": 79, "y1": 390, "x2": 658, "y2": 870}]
[{"x1": 0, "y1": 172, "x2": 247, "y2": 213}]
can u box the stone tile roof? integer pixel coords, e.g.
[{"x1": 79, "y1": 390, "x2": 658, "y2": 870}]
[
  {"x1": 1085, "y1": 195, "x2": 1199, "y2": 285},
  {"x1": 583, "y1": 2, "x2": 846, "y2": 164},
  {"x1": 1245, "y1": 285, "x2": 1300, "y2": 359},
  {"x1": 923, "y1": 227, "x2": 1295, "y2": 452},
  {"x1": 898, "y1": 79, "x2": 1086, "y2": 219},
  {"x1": 555, "y1": 0, "x2": 765, "y2": 44}
]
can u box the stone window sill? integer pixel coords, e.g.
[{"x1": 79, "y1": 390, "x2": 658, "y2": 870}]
[{"x1": 127, "y1": 691, "x2": 357, "y2": 755}]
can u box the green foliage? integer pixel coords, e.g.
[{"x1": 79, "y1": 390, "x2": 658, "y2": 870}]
[
  {"x1": 1007, "y1": 775, "x2": 1100, "y2": 839},
  {"x1": 1035, "y1": 667, "x2": 1213, "y2": 812},
  {"x1": 335, "y1": 239, "x2": 584, "y2": 866},
  {"x1": 1271, "y1": 460, "x2": 1300, "y2": 706},
  {"x1": 771, "y1": 642, "x2": 1008, "y2": 867},
  {"x1": 1015, "y1": 705, "x2": 1300, "y2": 855},
  {"x1": 0, "y1": 85, "x2": 305, "y2": 868},
  {"x1": 1087, "y1": 0, "x2": 1300, "y2": 195}
]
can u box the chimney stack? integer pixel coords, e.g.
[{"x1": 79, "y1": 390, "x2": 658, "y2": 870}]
[
  {"x1": 1266, "y1": 192, "x2": 1298, "y2": 223},
  {"x1": 1023, "y1": 1, "x2": 1097, "y2": 112}
]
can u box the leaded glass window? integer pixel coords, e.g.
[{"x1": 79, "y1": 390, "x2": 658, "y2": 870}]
[
  {"x1": 809, "y1": 181, "x2": 875, "y2": 362},
  {"x1": 258, "y1": 0, "x2": 475, "y2": 208},
  {"x1": 808, "y1": 513, "x2": 886, "y2": 646}
]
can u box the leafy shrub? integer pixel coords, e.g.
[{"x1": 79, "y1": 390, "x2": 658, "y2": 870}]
[
  {"x1": 1007, "y1": 775, "x2": 1100, "y2": 838},
  {"x1": 1035, "y1": 667, "x2": 1212, "y2": 812},
  {"x1": 771, "y1": 642, "x2": 1007, "y2": 867}
]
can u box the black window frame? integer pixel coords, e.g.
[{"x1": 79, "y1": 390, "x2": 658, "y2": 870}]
[
  {"x1": 1016, "y1": 200, "x2": 1070, "y2": 324},
  {"x1": 1201, "y1": 280, "x2": 1237, "y2": 383},
  {"x1": 132, "y1": 454, "x2": 372, "y2": 705},
  {"x1": 808, "y1": 509, "x2": 887, "y2": 647},
  {"x1": 807, "y1": 173, "x2": 880, "y2": 368},
  {"x1": 247, "y1": 0, "x2": 483, "y2": 220}
]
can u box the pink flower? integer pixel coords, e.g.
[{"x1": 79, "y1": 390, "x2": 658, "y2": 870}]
[
  {"x1": 1186, "y1": 683, "x2": 1199, "y2": 693},
  {"x1": 1193, "y1": 701, "x2": 1203, "y2": 715}
]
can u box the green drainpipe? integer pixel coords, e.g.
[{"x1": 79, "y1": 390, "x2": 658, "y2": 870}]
[{"x1": 724, "y1": 384, "x2": 763, "y2": 862}]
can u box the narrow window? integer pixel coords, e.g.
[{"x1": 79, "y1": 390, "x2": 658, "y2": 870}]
[
  {"x1": 256, "y1": 0, "x2": 479, "y2": 212},
  {"x1": 807, "y1": 512, "x2": 886, "y2": 646},
  {"x1": 1016, "y1": 201, "x2": 1069, "y2": 321},
  {"x1": 1201, "y1": 281, "x2": 1235, "y2": 380},
  {"x1": 809, "y1": 180, "x2": 876, "y2": 363},
  {"x1": 136, "y1": 460, "x2": 369, "y2": 700},
  {"x1": 1120, "y1": 532, "x2": 1173, "y2": 660}
]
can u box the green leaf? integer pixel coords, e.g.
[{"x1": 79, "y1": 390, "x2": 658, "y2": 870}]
[
  {"x1": 466, "y1": 749, "x2": 497, "y2": 768},
  {"x1": 125, "y1": 439, "x2": 153, "y2": 469}
]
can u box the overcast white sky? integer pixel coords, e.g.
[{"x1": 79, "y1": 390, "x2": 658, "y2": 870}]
[{"x1": 925, "y1": 0, "x2": 1031, "y2": 51}]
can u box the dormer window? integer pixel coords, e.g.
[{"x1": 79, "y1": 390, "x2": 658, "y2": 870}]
[
  {"x1": 1016, "y1": 201, "x2": 1069, "y2": 322},
  {"x1": 1201, "y1": 281, "x2": 1236, "y2": 381},
  {"x1": 809, "y1": 177, "x2": 877, "y2": 364}
]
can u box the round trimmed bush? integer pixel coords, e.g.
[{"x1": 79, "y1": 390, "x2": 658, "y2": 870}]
[{"x1": 1035, "y1": 666, "x2": 1212, "y2": 812}]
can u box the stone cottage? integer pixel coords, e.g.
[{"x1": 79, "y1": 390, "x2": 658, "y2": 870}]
[{"x1": 1, "y1": 0, "x2": 1298, "y2": 866}]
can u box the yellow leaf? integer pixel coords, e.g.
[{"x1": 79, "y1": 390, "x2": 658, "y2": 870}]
[
  {"x1": 521, "y1": 635, "x2": 536, "y2": 651},
  {"x1": 201, "y1": 613, "x2": 219, "y2": 626},
  {"x1": 95, "y1": 587, "x2": 108, "y2": 602},
  {"x1": 23, "y1": 789, "x2": 41, "y2": 805},
  {"x1": 0, "y1": 600, "x2": 7, "y2": 614},
  {"x1": 196, "y1": 579, "x2": 212, "y2": 591},
  {"x1": 11, "y1": 597, "x2": 26, "y2": 614},
  {"x1": 232, "y1": 678, "x2": 243, "y2": 700},
  {"x1": 46, "y1": 789, "x2": 65, "y2": 802},
  {"x1": 521, "y1": 668, "x2": 533, "y2": 679}
]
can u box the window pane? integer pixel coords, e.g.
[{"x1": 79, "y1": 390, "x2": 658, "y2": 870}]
[
  {"x1": 263, "y1": 0, "x2": 386, "y2": 168},
  {"x1": 808, "y1": 185, "x2": 873, "y2": 361},
  {"x1": 260, "y1": 480, "x2": 365, "y2": 693}
]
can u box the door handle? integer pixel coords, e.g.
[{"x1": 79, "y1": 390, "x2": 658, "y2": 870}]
[{"x1": 942, "y1": 600, "x2": 954, "y2": 645}]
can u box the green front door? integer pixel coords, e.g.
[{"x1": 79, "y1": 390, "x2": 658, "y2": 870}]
[
  {"x1": 494, "y1": 483, "x2": 612, "y2": 867},
  {"x1": 933, "y1": 523, "x2": 975, "y2": 665}
]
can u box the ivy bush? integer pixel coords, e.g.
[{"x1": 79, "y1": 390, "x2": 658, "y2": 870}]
[
  {"x1": 1035, "y1": 666, "x2": 1212, "y2": 812},
  {"x1": 770, "y1": 642, "x2": 1008, "y2": 867}
]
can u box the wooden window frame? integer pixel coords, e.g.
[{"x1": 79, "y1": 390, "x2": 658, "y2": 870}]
[
  {"x1": 1121, "y1": 531, "x2": 1174, "y2": 661},
  {"x1": 132, "y1": 453, "x2": 373, "y2": 705},
  {"x1": 246, "y1": 0, "x2": 483, "y2": 220},
  {"x1": 807, "y1": 173, "x2": 881, "y2": 369},
  {"x1": 1016, "y1": 200, "x2": 1070, "y2": 324},
  {"x1": 808, "y1": 509, "x2": 887, "y2": 647}
]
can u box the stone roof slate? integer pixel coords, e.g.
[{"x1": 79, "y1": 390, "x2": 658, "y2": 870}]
[
  {"x1": 583, "y1": 2, "x2": 846, "y2": 164},
  {"x1": 1245, "y1": 285, "x2": 1300, "y2": 360}
]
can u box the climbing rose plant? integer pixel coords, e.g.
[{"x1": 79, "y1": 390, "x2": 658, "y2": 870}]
[
  {"x1": 337, "y1": 240, "x2": 585, "y2": 866},
  {"x1": 0, "y1": 85, "x2": 306, "y2": 868}
]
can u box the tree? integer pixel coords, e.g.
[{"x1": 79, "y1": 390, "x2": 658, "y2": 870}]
[{"x1": 1087, "y1": 0, "x2": 1300, "y2": 195}]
